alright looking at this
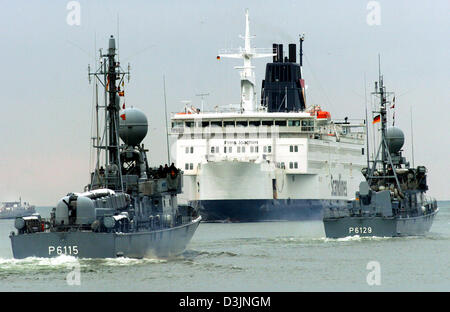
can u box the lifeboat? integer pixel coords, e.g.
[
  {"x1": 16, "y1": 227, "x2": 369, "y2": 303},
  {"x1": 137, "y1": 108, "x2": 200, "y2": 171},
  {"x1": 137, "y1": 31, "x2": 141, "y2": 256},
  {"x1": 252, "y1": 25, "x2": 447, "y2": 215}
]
[{"x1": 316, "y1": 111, "x2": 331, "y2": 119}]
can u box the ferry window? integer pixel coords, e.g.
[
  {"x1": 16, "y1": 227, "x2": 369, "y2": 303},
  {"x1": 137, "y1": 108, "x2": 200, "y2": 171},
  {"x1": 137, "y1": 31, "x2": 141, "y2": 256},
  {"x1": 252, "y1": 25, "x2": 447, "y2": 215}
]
[
  {"x1": 250, "y1": 146, "x2": 254, "y2": 153},
  {"x1": 281, "y1": 162, "x2": 285, "y2": 169},
  {"x1": 172, "y1": 121, "x2": 183, "y2": 128},
  {"x1": 236, "y1": 120, "x2": 248, "y2": 127},
  {"x1": 288, "y1": 120, "x2": 301, "y2": 126},
  {"x1": 216, "y1": 146, "x2": 219, "y2": 153},
  {"x1": 224, "y1": 146, "x2": 227, "y2": 153},
  {"x1": 211, "y1": 146, "x2": 215, "y2": 153},
  {"x1": 255, "y1": 146, "x2": 259, "y2": 153},
  {"x1": 185, "y1": 121, "x2": 194, "y2": 128},
  {"x1": 268, "y1": 146, "x2": 272, "y2": 153},
  {"x1": 189, "y1": 163, "x2": 194, "y2": 170},
  {"x1": 237, "y1": 146, "x2": 241, "y2": 153},
  {"x1": 185, "y1": 147, "x2": 189, "y2": 154},
  {"x1": 185, "y1": 163, "x2": 189, "y2": 170},
  {"x1": 294, "y1": 145, "x2": 298, "y2": 152},
  {"x1": 294, "y1": 162, "x2": 298, "y2": 169},
  {"x1": 190, "y1": 147, "x2": 194, "y2": 153},
  {"x1": 202, "y1": 121, "x2": 209, "y2": 128},
  {"x1": 249, "y1": 120, "x2": 260, "y2": 126},
  {"x1": 242, "y1": 146, "x2": 246, "y2": 153},
  {"x1": 262, "y1": 120, "x2": 273, "y2": 126},
  {"x1": 263, "y1": 146, "x2": 267, "y2": 153},
  {"x1": 224, "y1": 121, "x2": 235, "y2": 127},
  {"x1": 211, "y1": 121, "x2": 222, "y2": 127},
  {"x1": 289, "y1": 162, "x2": 293, "y2": 169},
  {"x1": 275, "y1": 120, "x2": 287, "y2": 126},
  {"x1": 301, "y1": 120, "x2": 308, "y2": 126},
  {"x1": 290, "y1": 145, "x2": 293, "y2": 152},
  {"x1": 228, "y1": 147, "x2": 232, "y2": 153}
]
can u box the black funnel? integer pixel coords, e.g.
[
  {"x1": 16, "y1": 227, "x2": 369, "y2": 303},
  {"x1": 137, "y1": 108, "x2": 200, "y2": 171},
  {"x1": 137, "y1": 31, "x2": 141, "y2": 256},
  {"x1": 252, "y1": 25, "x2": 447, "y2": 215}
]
[
  {"x1": 289, "y1": 44, "x2": 296, "y2": 63},
  {"x1": 272, "y1": 44, "x2": 278, "y2": 62},
  {"x1": 277, "y1": 44, "x2": 283, "y2": 63}
]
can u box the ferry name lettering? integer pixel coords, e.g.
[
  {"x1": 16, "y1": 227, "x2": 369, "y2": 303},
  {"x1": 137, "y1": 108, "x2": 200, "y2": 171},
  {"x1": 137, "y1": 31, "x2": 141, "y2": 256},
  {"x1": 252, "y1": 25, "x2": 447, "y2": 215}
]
[
  {"x1": 330, "y1": 174, "x2": 347, "y2": 196},
  {"x1": 224, "y1": 140, "x2": 258, "y2": 145}
]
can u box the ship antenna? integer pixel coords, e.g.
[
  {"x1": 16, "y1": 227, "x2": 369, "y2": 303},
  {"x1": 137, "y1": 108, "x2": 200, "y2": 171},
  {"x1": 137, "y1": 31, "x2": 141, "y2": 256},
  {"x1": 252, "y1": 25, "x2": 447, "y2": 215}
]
[
  {"x1": 299, "y1": 34, "x2": 306, "y2": 107},
  {"x1": 196, "y1": 93, "x2": 210, "y2": 112},
  {"x1": 364, "y1": 73, "x2": 370, "y2": 171},
  {"x1": 163, "y1": 75, "x2": 170, "y2": 164},
  {"x1": 410, "y1": 106, "x2": 415, "y2": 167}
]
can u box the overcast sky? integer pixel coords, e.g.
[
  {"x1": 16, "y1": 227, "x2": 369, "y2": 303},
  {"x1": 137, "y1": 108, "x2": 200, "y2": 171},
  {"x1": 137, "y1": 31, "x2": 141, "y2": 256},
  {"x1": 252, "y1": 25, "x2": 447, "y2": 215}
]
[{"x1": 0, "y1": 0, "x2": 448, "y2": 204}]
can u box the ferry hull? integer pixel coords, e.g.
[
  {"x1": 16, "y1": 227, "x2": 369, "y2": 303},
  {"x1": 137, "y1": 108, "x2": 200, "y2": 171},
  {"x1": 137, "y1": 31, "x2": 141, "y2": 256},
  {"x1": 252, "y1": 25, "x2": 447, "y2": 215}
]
[
  {"x1": 192, "y1": 199, "x2": 348, "y2": 222},
  {"x1": 10, "y1": 217, "x2": 201, "y2": 259},
  {"x1": 323, "y1": 210, "x2": 438, "y2": 238}
]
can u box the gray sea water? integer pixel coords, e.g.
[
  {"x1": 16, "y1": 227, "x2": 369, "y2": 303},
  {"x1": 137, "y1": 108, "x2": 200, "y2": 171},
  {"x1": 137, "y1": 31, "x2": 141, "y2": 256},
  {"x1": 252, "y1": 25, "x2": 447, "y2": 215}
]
[{"x1": 0, "y1": 202, "x2": 449, "y2": 292}]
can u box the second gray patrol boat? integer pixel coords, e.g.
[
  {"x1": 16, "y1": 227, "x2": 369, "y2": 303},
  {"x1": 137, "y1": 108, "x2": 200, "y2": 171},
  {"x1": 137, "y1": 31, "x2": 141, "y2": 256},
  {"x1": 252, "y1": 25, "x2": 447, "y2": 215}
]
[
  {"x1": 10, "y1": 36, "x2": 201, "y2": 258},
  {"x1": 323, "y1": 70, "x2": 438, "y2": 238}
]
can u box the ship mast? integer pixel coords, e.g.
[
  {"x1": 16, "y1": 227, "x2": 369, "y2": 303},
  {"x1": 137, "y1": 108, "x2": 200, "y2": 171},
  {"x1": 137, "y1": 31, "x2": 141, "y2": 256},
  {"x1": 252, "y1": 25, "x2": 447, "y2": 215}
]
[
  {"x1": 88, "y1": 35, "x2": 130, "y2": 191},
  {"x1": 367, "y1": 58, "x2": 402, "y2": 193},
  {"x1": 217, "y1": 9, "x2": 275, "y2": 113}
]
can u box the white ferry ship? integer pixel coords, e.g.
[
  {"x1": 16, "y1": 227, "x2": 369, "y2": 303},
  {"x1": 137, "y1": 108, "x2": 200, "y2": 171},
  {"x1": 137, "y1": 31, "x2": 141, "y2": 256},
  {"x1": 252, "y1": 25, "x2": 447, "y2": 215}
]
[{"x1": 170, "y1": 10, "x2": 367, "y2": 221}]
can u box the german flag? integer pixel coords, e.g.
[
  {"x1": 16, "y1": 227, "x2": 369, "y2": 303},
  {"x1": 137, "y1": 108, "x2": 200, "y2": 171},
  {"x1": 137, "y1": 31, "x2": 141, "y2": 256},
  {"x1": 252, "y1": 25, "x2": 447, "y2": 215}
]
[{"x1": 372, "y1": 114, "x2": 381, "y2": 124}]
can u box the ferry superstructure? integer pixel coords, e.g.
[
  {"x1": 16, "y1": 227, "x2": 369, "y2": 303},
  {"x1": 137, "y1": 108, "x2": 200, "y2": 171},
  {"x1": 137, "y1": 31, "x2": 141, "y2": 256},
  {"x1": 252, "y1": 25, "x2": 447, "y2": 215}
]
[{"x1": 170, "y1": 10, "x2": 367, "y2": 221}]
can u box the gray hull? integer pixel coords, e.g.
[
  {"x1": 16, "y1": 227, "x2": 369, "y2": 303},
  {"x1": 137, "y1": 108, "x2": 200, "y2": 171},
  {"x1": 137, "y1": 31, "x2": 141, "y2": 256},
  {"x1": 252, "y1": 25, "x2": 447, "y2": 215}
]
[
  {"x1": 10, "y1": 217, "x2": 201, "y2": 259},
  {"x1": 323, "y1": 210, "x2": 438, "y2": 238}
]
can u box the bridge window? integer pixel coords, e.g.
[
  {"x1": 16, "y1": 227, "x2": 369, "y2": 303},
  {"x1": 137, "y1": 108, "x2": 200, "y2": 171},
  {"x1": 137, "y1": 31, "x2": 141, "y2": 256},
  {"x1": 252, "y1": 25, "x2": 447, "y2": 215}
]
[
  {"x1": 211, "y1": 121, "x2": 222, "y2": 127},
  {"x1": 275, "y1": 120, "x2": 287, "y2": 126},
  {"x1": 185, "y1": 121, "x2": 194, "y2": 128},
  {"x1": 224, "y1": 121, "x2": 235, "y2": 127},
  {"x1": 201, "y1": 121, "x2": 209, "y2": 128},
  {"x1": 262, "y1": 120, "x2": 273, "y2": 126},
  {"x1": 236, "y1": 120, "x2": 248, "y2": 127},
  {"x1": 288, "y1": 120, "x2": 301, "y2": 127},
  {"x1": 249, "y1": 120, "x2": 260, "y2": 126},
  {"x1": 172, "y1": 121, "x2": 184, "y2": 128}
]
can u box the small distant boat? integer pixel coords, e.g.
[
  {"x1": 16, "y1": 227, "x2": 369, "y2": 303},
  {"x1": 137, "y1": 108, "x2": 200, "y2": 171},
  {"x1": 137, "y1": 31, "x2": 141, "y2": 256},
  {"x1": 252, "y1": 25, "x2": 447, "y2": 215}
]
[{"x1": 0, "y1": 198, "x2": 35, "y2": 219}]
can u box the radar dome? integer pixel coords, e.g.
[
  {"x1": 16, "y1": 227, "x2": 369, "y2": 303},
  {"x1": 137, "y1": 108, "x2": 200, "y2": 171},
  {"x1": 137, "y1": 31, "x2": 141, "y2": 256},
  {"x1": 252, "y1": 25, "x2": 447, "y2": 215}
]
[
  {"x1": 119, "y1": 107, "x2": 148, "y2": 146},
  {"x1": 386, "y1": 126, "x2": 404, "y2": 154}
]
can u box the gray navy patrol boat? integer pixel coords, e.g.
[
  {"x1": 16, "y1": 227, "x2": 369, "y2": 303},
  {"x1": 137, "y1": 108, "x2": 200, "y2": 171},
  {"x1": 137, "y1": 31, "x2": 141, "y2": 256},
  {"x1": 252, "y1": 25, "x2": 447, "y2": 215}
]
[
  {"x1": 323, "y1": 70, "x2": 438, "y2": 238},
  {"x1": 0, "y1": 198, "x2": 35, "y2": 220},
  {"x1": 10, "y1": 35, "x2": 201, "y2": 258}
]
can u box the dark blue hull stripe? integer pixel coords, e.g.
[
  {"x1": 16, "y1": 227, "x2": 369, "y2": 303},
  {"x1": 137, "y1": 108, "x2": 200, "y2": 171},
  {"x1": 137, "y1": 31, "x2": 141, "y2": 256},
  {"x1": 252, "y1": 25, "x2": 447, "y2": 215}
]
[{"x1": 190, "y1": 199, "x2": 349, "y2": 222}]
